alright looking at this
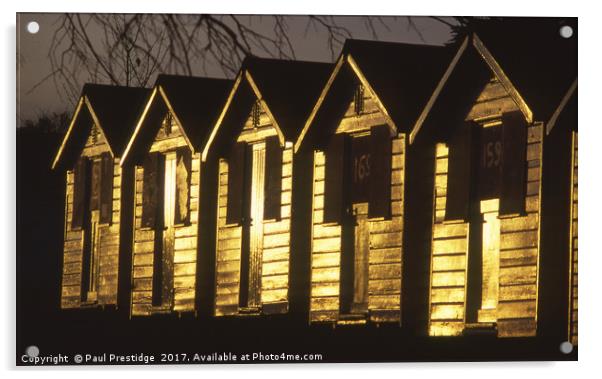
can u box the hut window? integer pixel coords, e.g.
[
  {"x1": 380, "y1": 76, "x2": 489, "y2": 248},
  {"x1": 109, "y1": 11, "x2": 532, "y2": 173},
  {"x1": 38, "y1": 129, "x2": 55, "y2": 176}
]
[
  {"x1": 252, "y1": 100, "x2": 261, "y2": 129},
  {"x1": 354, "y1": 84, "x2": 365, "y2": 115}
]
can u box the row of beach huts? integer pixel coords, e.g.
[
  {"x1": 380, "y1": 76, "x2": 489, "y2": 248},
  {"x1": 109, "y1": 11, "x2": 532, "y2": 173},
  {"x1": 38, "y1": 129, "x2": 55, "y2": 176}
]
[{"x1": 52, "y1": 29, "x2": 577, "y2": 345}]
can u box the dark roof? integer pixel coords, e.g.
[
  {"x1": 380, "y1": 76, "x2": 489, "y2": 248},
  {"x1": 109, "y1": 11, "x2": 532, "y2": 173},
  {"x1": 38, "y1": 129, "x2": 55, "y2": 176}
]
[
  {"x1": 122, "y1": 75, "x2": 233, "y2": 164},
  {"x1": 155, "y1": 74, "x2": 233, "y2": 150},
  {"x1": 412, "y1": 18, "x2": 577, "y2": 144},
  {"x1": 343, "y1": 39, "x2": 456, "y2": 131},
  {"x1": 243, "y1": 57, "x2": 333, "y2": 140},
  {"x1": 296, "y1": 39, "x2": 455, "y2": 150},
  {"x1": 205, "y1": 57, "x2": 333, "y2": 158},
  {"x1": 475, "y1": 17, "x2": 577, "y2": 123},
  {"x1": 83, "y1": 84, "x2": 151, "y2": 154},
  {"x1": 52, "y1": 84, "x2": 150, "y2": 169}
]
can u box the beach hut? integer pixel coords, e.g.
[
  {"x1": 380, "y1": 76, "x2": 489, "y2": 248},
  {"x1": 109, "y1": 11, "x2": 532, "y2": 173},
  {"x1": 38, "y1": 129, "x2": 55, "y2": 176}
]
[
  {"x1": 295, "y1": 39, "x2": 453, "y2": 325},
  {"x1": 409, "y1": 20, "x2": 577, "y2": 338},
  {"x1": 52, "y1": 84, "x2": 150, "y2": 311},
  {"x1": 120, "y1": 75, "x2": 232, "y2": 316},
  {"x1": 202, "y1": 57, "x2": 332, "y2": 317}
]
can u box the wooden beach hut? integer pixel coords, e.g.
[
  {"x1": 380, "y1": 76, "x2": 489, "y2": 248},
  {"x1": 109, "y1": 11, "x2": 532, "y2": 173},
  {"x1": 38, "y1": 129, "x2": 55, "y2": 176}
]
[
  {"x1": 408, "y1": 20, "x2": 577, "y2": 338},
  {"x1": 120, "y1": 75, "x2": 232, "y2": 317},
  {"x1": 294, "y1": 39, "x2": 453, "y2": 325},
  {"x1": 202, "y1": 57, "x2": 332, "y2": 317},
  {"x1": 52, "y1": 84, "x2": 150, "y2": 311}
]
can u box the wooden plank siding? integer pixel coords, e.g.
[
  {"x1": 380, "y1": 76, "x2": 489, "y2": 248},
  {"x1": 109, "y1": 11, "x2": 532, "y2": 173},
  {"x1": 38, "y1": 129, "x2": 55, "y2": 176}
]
[
  {"x1": 61, "y1": 125, "x2": 123, "y2": 308},
  {"x1": 309, "y1": 92, "x2": 405, "y2": 324},
  {"x1": 214, "y1": 104, "x2": 293, "y2": 316},
  {"x1": 569, "y1": 132, "x2": 578, "y2": 345},
  {"x1": 130, "y1": 117, "x2": 200, "y2": 316},
  {"x1": 428, "y1": 77, "x2": 543, "y2": 337}
]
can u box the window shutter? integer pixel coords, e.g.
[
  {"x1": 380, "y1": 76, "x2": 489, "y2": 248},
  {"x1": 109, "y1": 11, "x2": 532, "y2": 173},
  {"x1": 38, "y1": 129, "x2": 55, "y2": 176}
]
[
  {"x1": 445, "y1": 121, "x2": 475, "y2": 221},
  {"x1": 500, "y1": 111, "x2": 527, "y2": 216},
  {"x1": 141, "y1": 152, "x2": 163, "y2": 228},
  {"x1": 226, "y1": 142, "x2": 247, "y2": 225},
  {"x1": 264, "y1": 136, "x2": 282, "y2": 220},
  {"x1": 324, "y1": 133, "x2": 350, "y2": 224},
  {"x1": 174, "y1": 148, "x2": 192, "y2": 225},
  {"x1": 369, "y1": 125, "x2": 392, "y2": 219},
  {"x1": 71, "y1": 157, "x2": 89, "y2": 230},
  {"x1": 99, "y1": 152, "x2": 114, "y2": 224}
]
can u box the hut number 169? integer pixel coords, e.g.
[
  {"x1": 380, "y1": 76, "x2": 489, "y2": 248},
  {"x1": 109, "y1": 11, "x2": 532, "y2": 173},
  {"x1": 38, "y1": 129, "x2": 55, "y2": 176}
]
[{"x1": 354, "y1": 154, "x2": 371, "y2": 183}]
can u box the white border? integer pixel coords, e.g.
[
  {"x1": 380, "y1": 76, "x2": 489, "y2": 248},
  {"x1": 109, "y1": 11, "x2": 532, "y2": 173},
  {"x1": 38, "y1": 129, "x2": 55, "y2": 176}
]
[{"x1": 4, "y1": 1, "x2": 600, "y2": 377}]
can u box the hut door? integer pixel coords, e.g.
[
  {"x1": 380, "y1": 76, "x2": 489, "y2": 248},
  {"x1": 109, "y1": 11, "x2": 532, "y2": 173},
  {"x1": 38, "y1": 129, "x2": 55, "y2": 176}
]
[
  {"x1": 340, "y1": 135, "x2": 371, "y2": 315},
  {"x1": 247, "y1": 143, "x2": 266, "y2": 308},
  {"x1": 465, "y1": 123, "x2": 503, "y2": 325},
  {"x1": 81, "y1": 159, "x2": 102, "y2": 303},
  {"x1": 239, "y1": 143, "x2": 265, "y2": 309},
  {"x1": 161, "y1": 152, "x2": 177, "y2": 307}
]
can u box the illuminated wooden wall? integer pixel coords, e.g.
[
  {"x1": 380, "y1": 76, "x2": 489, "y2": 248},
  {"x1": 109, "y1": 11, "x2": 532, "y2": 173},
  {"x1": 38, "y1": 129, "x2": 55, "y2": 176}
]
[
  {"x1": 569, "y1": 132, "x2": 578, "y2": 345},
  {"x1": 130, "y1": 115, "x2": 200, "y2": 316},
  {"x1": 309, "y1": 90, "x2": 404, "y2": 324},
  {"x1": 61, "y1": 125, "x2": 123, "y2": 308},
  {"x1": 428, "y1": 77, "x2": 543, "y2": 337},
  {"x1": 214, "y1": 104, "x2": 293, "y2": 316}
]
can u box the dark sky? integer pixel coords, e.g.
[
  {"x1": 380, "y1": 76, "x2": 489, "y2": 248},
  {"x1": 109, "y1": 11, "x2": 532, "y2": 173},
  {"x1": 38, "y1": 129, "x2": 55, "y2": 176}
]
[{"x1": 17, "y1": 14, "x2": 453, "y2": 122}]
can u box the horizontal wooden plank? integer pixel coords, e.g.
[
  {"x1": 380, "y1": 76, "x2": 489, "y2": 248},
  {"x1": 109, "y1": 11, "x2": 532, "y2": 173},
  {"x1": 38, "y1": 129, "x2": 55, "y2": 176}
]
[
  {"x1": 369, "y1": 294, "x2": 400, "y2": 309},
  {"x1": 430, "y1": 303, "x2": 464, "y2": 320},
  {"x1": 501, "y1": 214, "x2": 539, "y2": 233},
  {"x1": 368, "y1": 278, "x2": 400, "y2": 294},
  {"x1": 312, "y1": 267, "x2": 339, "y2": 283},
  {"x1": 312, "y1": 252, "x2": 340, "y2": 268},
  {"x1": 174, "y1": 249, "x2": 197, "y2": 264},
  {"x1": 433, "y1": 223, "x2": 468, "y2": 239},
  {"x1": 313, "y1": 236, "x2": 341, "y2": 253},
  {"x1": 262, "y1": 274, "x2": 288, "y2": 291},
  {"x1": 311, "y1": 282, "x2": 339, "y2": 297},
  {"x1": 499, "y1": 284, "x2": 537, "y2": 301},
  {"x1": 369, "y1": 247, "x2": 401, "y2": 264},
  {"x1": 497, "y1": 300, "x2": 536, "y2": 319},
  {"x1": 310, "y1": 296, "x2": 338, "y2": 311},
  {"x1": 433, "y1": 237, "x2": 468, "y2": 255},
  {"x1": 432, "y1": 254, "x2": 466, "y2": 272},
  {"x1": 174, "y1": 262, "x2": 196, "y2": 277},
  {"x1": 261, "y1": 288, "x2": 288, "y2": 303},
  {"x1": 429, "y1": 321, "x2": 464, "y2": 336},
  {"x1": 368, "y1": 263, "x2": 401, "y2": 280},
  {"x1": 499, "y1": 265, "x2": 537, "y2": 285},
  {"x1": 432, "y1": 271, "x2": 465, "y2": 287},
  {"x1": 500, "y1": 230, "x2": 538, "y2": 250},
  {"x1": 262, "y1": 260, "x2": 289, "y2": 276},
  {"x1": 431, "y1": 287, "x2": 465, "y2": 304}
]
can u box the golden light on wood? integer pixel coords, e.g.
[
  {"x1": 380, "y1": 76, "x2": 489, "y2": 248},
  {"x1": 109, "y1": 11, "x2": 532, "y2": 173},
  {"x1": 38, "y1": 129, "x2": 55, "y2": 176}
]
[
  {"x1": 428, "y1": 82, "x2": 542, "y2": 338},
  {"x1": 478, "y1": 198, "x2": 500, "y2": 323},
  {"x1": 309, "y1": 87, "x2": 404, "y2": 325}
]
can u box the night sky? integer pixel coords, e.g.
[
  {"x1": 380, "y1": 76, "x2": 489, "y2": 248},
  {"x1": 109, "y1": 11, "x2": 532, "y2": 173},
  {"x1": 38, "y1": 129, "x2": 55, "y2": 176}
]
[{"x1": 16, "y1": 14, "x2": 453, "y2": 122}]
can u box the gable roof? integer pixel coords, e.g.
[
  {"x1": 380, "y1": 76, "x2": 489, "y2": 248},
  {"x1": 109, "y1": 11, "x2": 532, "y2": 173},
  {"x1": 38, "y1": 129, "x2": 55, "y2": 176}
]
[
  {"x1": 295, "y1": 39, "x2": 455, "y2": 151},
  {"x1": 202, "y1": 56, "x2": 333, "y2": 161},
  {"x1": 52, "y1": 84, "x2": 150, "y2": 169},
  {"x1": 121, "y1": 74, "x2": 232, "y2": 164},
  {"x1": 410, "y1": 18, "x2": 577, "y2": 143}
]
